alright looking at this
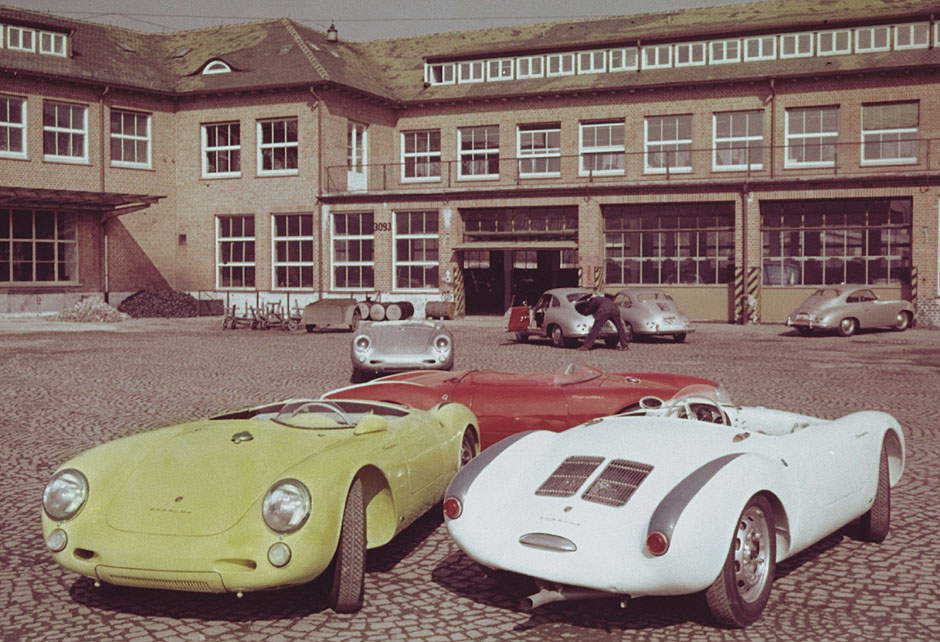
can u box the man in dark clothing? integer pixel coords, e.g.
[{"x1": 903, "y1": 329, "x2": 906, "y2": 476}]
[{"x1": 577, "y1": 294, "x2": 631, "y2": 351}]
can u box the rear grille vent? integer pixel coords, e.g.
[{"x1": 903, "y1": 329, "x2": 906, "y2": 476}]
[
  {"x1": 535, "y1": 456, "x2": 604, "y2": 498},
  {"x1": 582, "y1": 459, "x2": 653, "y2": 507}
]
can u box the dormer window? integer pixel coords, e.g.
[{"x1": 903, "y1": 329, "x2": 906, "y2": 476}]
[{"x1": 202, "y1": 60, "x2": 232, "y2": 75}]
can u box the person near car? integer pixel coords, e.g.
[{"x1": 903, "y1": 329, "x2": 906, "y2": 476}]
[{"x1": 578, "y1": 293, "x2": 630, "y2": 351}]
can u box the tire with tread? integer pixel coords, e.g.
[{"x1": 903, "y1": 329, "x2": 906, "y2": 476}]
[
  {"x1": 329, "y1": 477, "x2": 366, "y2": 613},
  {"x1": 859, "y1": 443, "x2": 891, "y2": 542},
  {"x1": 549, "y1": 325, "x2": 567, "y2": 348}
]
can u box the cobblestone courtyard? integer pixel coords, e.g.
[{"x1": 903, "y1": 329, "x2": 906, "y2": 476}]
[{"x1": 2, "y1": 316, "x2": 939, "y2": 642}]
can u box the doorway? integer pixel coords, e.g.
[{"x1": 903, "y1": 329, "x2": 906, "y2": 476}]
[{"x1": 461, "y1": 248, "x2": 578, "y2": 315}]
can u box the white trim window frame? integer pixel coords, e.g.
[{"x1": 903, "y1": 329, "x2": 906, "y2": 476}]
[
  {"x1": 675, "y1": 42, "x2": 706, "y2": 67},
  {"x1": 642, "y1": 44, "x2": 672, "y2": 69},
  {"x1": 38, "y1": 31, "x2": 67, "y2": 56},
  {"x1": 517, "y1": 124, "x2": 561, "y2": 178},
  {"x1": 0, "y1": 209, "x2": 78, "y2": 284},
  {"x1": 202, "y1": 121, "x2": 241, "y2": 178},
  {"x1": 713, "y1": 110, "x2": 764, "y2": 171},
  {"x1": 577, "y1": 50, "x2": 607, "y2": 74},
  {"x1": 644, "y1": 114, "x2": 693, "y2": 174},
  {"x1": 579, "y1": 121, "x2": 625, "y2": 176},
  {"x1": 7, "y1": 26, "x2": 35, "y2": 52},
  {"x1": 894, "y1": 23, "x2": 930, "y2": 50},
  {"x1": 257, "y1": 117, "x2": 299, "y2": 176},
  {"x1": 516, "y1": 55, "x2": 544, "y2": 79},
  {"x1": 744, "y1": 35, "x2": 776, "y2": 61},
  {"x1": 426, "y1": 62, "x2": 455, "y2": 85},
  {"x1": 780, "y1": 32, "x2": 814, "y2": 58},
  {"x1": 42, "y1": 100, "x2": 87, "y2": 163},
  {"x1": 401, "y1": 129, "x2": 441, "y2": 182},
  {"x1": 216, "y1": 214, "x2": 255, "y2": 289},
  {"x1": 458, "y1": 125, "x2": 499, "y2": 180},
  {"x1": 818, "y1": 29, "x2": 852, "y2": 55},
  {"x1": 609, "y1": 47, "x2": 638, "y2": 71},
  {"x1": 784, "y1": 106, "x2": 839, "y2": 168},
  {"x1": 110, "y1": 109, "x2": 151, "y2": 168},
  {"x1": 331, "y1": 212, "x2": 375, "y2": 291},
  {"x1": 546, "y1": 53, "x2": 575, "y2": 77},
  {"x1": 271, "y1": 213, "x2": 314, "y2": 289},
  {"x1": 709, "y1": 39, "x2": 741, "y2": 64},
  {"x1": 936, "y1": 22, "x2": 940, "y2": 47},
  {"x1": 393, "y1": 210, "x2": 439, "y2": 291},
  {"x1": 0, "y1": 95, "x2": 27, "y2": 159},
  {"x1": 855, "y1": 25, "x2": 891, "y2": 52},
  {"x1": 861, "y1": 102, "x2": 919, "y2": 166},
  {"x1": 458, "y1": 60, "x2": 484, "y2": 83},
  {"x1": 487, "y1": 58, "x2": 514, "y2": 81}
]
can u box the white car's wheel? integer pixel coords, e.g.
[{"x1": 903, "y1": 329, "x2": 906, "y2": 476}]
[
  {"x1": 706, "y1": 495, "x2": 776, "y2": 628},
  {"x1": 859, "y1": 444, "x2": 890, "y2": 542},
  {"x1": 549, "y1": 325, "x2": 567, "y2": 348},
  {"x1": 893, "y1": 311, "x2": 911, "y2": 332},
  {"x1": 838, "y1": 317, "x2": 858, "y2": 337},
  {"x1": 329, "y1": 477, "x2": 366, "y2": 612}
]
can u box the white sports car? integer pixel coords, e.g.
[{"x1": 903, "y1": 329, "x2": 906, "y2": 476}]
[{"x1": 442, "y1": 384, "x2": 905, "y2": 628}]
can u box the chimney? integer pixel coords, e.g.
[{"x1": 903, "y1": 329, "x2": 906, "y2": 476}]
[{"x1": 327, "y1": 22, "x2": 338, "y2": 42}]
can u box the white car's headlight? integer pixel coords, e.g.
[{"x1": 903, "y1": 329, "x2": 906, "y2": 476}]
[
  {"x1": 353, "y1": 335, "x2": 372, "y2": 354},
  {"x1": 262, "y1": 479, "x2": 311, "y2": 533},
  {"x1": 433, "y1": 334, "x2": 451, "y2": 354},
  {"x1": 43, "y1": 469, "x2": 88, "y2": 521}
]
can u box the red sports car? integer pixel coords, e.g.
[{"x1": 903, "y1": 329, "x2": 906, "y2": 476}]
[{"x1": 323, "y1": 363, "x2": 715, "y2": 449}]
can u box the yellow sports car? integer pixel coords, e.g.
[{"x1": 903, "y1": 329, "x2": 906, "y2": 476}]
[{"x1": 41, "y1": 398, "x2": 479, "y2": 612}]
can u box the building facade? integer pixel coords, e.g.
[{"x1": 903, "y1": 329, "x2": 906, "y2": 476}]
[{"x1": 1, "y1": 0, "x2": 938, "y2": 325}]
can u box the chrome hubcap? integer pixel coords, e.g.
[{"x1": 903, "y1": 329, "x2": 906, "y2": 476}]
[
  {"x1": 733, "y1": 506, "x2": 770, "y2": 603},
  {"x1": 840, "y1": 319, "x2": 854, "y2": 333}
]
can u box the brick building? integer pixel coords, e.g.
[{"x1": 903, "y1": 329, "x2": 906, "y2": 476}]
[{"x1": 1, "y1": 0, "x2": 938, "y2": 325}]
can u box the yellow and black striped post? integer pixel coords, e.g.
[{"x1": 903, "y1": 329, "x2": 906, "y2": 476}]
[
  {"x1": 910, "y1": 265, "x2": 918, "y2": 308},
  {"x1": 747, "y1": 267, "x2": 761, "y2": 323},
  {"x1": 453, "y1": 264, "x2": 465, "y2": 317},
  {"x1": 594, "y1": 266, "x2": 603, "y2": 291},
  {"x1": 734, "y1": 266, "x2": 745, "y2": 324}
]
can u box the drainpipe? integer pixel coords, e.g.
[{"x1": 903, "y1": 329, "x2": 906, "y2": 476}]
[
  {"x1": 768, "y1": 78, "x2": 775, "y2": 179},
  {"x1": 310, "y1": 85, "x2": 324, "y2": 296},
  {"x1": 100, "y1": 86, "x2": 110, "y2": 302}
]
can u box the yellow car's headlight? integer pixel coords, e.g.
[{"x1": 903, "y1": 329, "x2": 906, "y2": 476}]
[
  {"x1": 43, "y1": 469, "x2": 88, "y2": 521},
  {"x1": 262, "y1": 479, "x2": 311, "y2": 533}
]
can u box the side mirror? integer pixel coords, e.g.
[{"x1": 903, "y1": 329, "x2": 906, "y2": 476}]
[{"x1": 354, "y1": 413, "x2": 388, "y2": 435}]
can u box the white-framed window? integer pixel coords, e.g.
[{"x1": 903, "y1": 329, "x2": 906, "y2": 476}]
[
  {"x1": 818, "y1": 29, "x2": 852, "y2": 55},
  {"x1": 401, "y1": 129, "x2": 441, "y2": 182},
  {"x1": 458, "y1": 60, "x2": 484, "y2": 83},
  {"x1": 894, "y1": 23, "x2": 930, "y2": 50},
  {"x1": 487, "y1": 58, "x2": 514, "y2": 81},
  {"x1": 861, "y1": 102, "x2": 919, "y2": 165},
  {"x1": 38, "y1": 31, "x2": 67, "y2": 56},
  {"x1": 609, "y1": 47, "x2": 638, "y2": 71},
  {"x1": 744, "y1": 35, "x2": 776, "y2": 61},
  {"x1": 642, "y1": 44, "x2": 672, "y2": 69},
  {"x1": 42, "y1": 101, "x2": 87, "y2": 163},
  {"x1": 785, "y1": 106, "x2": 839, "y2": 168},
  {"x1": 272, "y1": 213, "x2": 314, "y2": 289},
  {"x1": 332, "y1": 212, "x2": 374, "y2": 290},
  {"x1": 0, "y1": 209, "x2": 78, "y2": 284},
  {"x1": 394, "y1": 210, "x2": 439, "y2": 290},
  {"x1": 546, "y1": 53, "x2": 575, "y2": 76},
  {"x1": 426, "y1": 62, "x2": 455, "y2": 85},
  {"x1": 257, "y1": 117, "x2": 298, "y2": 176},
  {"x1": 578, "y1": 50, "x2": 607, "y2": 74},
  {"x1": 675, "y1": 42, "x2": 706, "y2": 67},
  {"x1": 518, "y1": 124, "x2": 561, "y2": 177},
  {"x1": 202, "y1": 60, "x2": 231, "y2": 75},
  {"x1": 110, "y1": 109, "x2": 151, "y2": 168},
  {"x1": 516, "y1": 55, "x2": 544, "y2": 78},
  {"x1": 459, "y1": 125, "x2": 499, "y2": 180},
  {"x1": 713, "y1": 110, "x2": 763, "y2": 171},
  {"x1": 855, "y1": 25, "x2": 891, "y2": 52},
  {"x1": 644, "y1": 114, "x2": 693, "y2": 174},
  {"x1": 202, "y1": 122, "x2": 240, "y2": 178},
  {"x1": 710, "y1": 39, "x2": 741, "y2": 64},
  {"x1": 780, "y1": 32, "x2": 814, "y2": 58},
  {"x1": 0, "y1": 95, "x2": 26, "y2": 159},
  {"x1": 7, "y1": 26, "x2": 35, "y2": 52},
  {"x1": 216, "y1": 215, "x2": 255, "y2": 289},
  {"x1": 936, "y1": 22, "x2": 940, "y2": 47},
  {"x1": 580, "y1": 121, "x2": 625, "y2": 176}
]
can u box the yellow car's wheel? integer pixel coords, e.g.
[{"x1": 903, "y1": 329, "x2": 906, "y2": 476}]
[{"x1": 329, "y1": 477, "x2": 366, "y2": 612}]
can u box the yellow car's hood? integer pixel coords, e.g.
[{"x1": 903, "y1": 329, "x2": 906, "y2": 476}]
[{"x1": 105, "y1": 419, "x2": 349, "y2": 536}]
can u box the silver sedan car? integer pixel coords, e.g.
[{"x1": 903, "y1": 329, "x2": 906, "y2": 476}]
[
  {"x1": 350, "y1": 320, "x2": 454, "y2": 382},
  {"x1": 613, "y1": 288, "x2": 692, "y2": 343},
  {"x1": 786, "y1": 286, "x2": 915, "y2": 337},
  {"x1": 508, "y1": 287, "x2": 621, "y2": 348}
]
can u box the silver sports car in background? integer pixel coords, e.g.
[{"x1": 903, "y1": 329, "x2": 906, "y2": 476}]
[
  {"x1": 613, "y1": 288, "x2": 692, "y2": 343},
  {"x1": 786, "y1": 287, "x2": 915, "y2": 336},
  {"x1": 507, "y1": 287, "x2": 621, "y2": 348},
  {"x1": 350, "y1": 320, "x2": 454, "y2": 382}
]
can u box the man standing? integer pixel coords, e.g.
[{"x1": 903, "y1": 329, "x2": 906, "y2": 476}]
[{"x1": 577, "y1": 293, "x2": 631, "y2": 351}]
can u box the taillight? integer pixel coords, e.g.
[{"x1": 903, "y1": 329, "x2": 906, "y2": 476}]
[
  {"x1": 646, "y1": 531, "x2": 669, "y2": 556},
  {"x1": 442, "y1": 496, "x2": 462, "y2": 519}
]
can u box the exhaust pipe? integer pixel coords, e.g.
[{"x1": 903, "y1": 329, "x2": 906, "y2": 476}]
[{"x1": 520, "y1": 584, "x2": 614, "y2": 611}]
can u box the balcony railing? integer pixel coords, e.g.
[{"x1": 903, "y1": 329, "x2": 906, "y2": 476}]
[{"x1": 326, "y1": 138, "x2": 940, "y2": 195}]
